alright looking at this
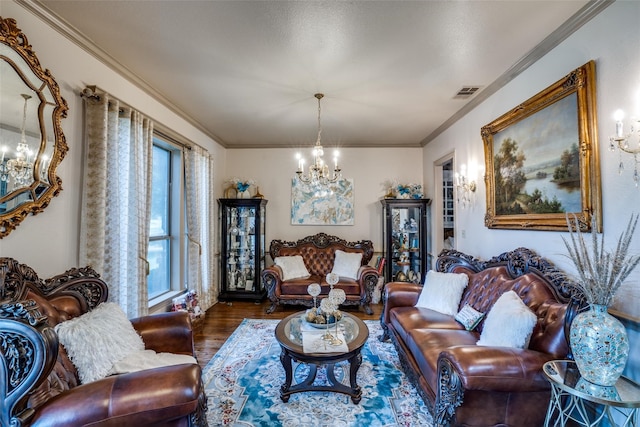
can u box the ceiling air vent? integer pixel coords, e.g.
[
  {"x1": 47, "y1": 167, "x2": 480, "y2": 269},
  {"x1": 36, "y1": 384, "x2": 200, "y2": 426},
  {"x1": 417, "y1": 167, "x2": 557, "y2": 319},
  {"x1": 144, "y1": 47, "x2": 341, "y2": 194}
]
[{"x1": 454, "y1": 86, "x2": 481, "y2": 99}]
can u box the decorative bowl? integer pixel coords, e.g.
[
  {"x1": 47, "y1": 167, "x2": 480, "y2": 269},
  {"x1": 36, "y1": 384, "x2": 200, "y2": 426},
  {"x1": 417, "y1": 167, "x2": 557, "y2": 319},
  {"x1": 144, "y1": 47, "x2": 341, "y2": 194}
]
[
  {"x1": 303, "y1": 309, "x2": 341, "y2": 327},
  {"x1": 304, "y1": 318, "x2": 338, "y2": 329}
]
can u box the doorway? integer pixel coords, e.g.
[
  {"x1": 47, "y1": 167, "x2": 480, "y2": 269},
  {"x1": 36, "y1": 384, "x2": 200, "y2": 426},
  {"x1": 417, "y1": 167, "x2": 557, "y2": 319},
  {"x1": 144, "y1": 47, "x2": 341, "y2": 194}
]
[{"x1": 434, "y1": 154, "x2": 455, "y2": 256}]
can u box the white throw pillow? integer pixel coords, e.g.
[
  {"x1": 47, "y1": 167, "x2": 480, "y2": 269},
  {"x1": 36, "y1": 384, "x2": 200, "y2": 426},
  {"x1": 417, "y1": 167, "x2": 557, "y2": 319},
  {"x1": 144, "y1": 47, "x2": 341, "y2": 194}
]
[
  {"x1": 477, "y1": 290, "x2": 537, "y2": 349},
  {"x1": 330, "y1": 250, "x2": 363, "y2": 280},
  {"x1": 275, "y1": 255, "x2": 311, "y2": 281},
  {"x1": 414, "y1": 270, "x2": 469, "y2": 316},
  {"x1": 54, "y1": 302, "x2": 145, "y2": 384},
  {"x1": 110, "y1": 349, "x2": 197, "y2": 375}
]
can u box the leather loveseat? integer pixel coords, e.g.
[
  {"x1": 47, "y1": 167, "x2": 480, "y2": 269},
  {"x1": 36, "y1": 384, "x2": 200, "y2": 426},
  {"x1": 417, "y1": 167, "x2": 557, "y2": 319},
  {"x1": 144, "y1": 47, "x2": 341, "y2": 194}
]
[
  {"x1": 381, "y1": 248, "x2": 582, "y2": 427},
  {"x1": 0, "y1": 258, "x2": 207, "y2": 427},
  {"x1": 261, "y1": 233, "x2": 379, "y2": 314}
]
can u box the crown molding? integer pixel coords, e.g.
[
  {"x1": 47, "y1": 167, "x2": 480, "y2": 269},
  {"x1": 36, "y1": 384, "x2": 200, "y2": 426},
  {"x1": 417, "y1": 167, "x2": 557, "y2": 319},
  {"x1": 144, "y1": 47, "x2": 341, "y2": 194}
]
[
  {"x1": 420, "y1": 0, "x2": 614, "y2": 147},
  {"x1": 16, "y1": 0, "x2": 227, "y2": 147}
]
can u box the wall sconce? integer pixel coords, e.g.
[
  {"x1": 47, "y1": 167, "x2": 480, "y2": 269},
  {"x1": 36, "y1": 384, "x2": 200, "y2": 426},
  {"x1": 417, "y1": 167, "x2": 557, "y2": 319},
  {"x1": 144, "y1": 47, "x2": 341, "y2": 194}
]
[
  {"x1": 610, "y1": 109, "x2": 640, "y2": 186},
  {"x1": 455, "y1": 163, "x2": 477, "y2": 208}
]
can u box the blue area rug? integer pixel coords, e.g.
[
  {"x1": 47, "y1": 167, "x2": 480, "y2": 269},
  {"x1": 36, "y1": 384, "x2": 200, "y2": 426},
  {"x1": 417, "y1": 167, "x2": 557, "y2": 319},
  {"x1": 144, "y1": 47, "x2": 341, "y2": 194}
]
[{"x1": 203, "y1": 318, "x2": 433, "y2": 426}]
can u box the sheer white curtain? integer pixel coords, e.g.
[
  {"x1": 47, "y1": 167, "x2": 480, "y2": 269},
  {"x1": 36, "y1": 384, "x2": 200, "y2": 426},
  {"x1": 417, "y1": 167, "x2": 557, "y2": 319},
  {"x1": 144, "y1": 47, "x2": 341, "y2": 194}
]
[
  {"x1": 184, "y1": 146, "x2": 217, "y2": 311},
  {"x1": 80, "y1": 92, "x2": 153, "y2": 318}
]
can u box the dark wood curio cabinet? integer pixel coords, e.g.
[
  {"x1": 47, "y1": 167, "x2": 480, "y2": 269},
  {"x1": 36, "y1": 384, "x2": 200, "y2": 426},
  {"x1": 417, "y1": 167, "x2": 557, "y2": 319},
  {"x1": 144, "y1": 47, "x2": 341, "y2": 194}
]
[
  {"x1": 218, "y1": 198, "x2": 267, "y2": 301},
  {"x1": 380, "y1": 198, "x2": 432, "y2": 284}
]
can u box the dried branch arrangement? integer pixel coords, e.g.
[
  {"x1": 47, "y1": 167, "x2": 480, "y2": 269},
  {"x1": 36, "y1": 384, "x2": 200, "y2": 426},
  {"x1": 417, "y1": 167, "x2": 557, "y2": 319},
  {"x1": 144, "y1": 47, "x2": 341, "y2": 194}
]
[{"x1": 563, "y1": 213, "x2": 640, "y2": 307}]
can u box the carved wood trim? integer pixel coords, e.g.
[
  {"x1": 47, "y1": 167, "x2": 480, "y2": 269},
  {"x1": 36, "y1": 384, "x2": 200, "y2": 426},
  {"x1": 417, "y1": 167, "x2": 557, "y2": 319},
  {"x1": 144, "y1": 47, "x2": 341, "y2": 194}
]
[{"x1": 269, "y1": 233, "x2": 375, "y2": 264}]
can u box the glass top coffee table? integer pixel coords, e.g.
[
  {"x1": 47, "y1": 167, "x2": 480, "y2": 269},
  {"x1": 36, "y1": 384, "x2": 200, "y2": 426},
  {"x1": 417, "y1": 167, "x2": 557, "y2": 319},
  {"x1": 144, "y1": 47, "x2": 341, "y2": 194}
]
[{"x1": 274, "y1": 311, "x2": 369, "y2": 404}]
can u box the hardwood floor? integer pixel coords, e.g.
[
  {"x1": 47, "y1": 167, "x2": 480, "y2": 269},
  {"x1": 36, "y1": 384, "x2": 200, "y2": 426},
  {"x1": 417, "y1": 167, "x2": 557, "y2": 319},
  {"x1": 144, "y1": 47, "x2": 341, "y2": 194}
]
[{"x1": 193, "y1": 300, "x2": 383, "y2": 368}]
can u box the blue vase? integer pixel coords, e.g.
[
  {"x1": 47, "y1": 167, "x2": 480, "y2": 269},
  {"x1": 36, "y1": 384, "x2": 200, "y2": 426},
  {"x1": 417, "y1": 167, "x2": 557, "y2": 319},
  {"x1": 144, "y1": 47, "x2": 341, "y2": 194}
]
[{"x1": 570, "y1": 304, "x2": 629, "y2": 386}]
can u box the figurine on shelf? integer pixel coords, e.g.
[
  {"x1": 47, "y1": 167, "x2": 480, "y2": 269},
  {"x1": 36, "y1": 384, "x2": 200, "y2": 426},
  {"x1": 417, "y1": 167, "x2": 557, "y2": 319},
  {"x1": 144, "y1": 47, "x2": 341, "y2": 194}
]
[{"x1": 228, "y1": 268, "x2": 237, "y2": 290}]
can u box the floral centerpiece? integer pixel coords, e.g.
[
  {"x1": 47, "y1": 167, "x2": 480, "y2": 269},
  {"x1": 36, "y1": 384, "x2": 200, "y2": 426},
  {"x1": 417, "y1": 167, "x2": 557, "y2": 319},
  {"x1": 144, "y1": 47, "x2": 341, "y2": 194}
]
[{"x1": 562, "y1": 213, "x2": 640, "y2": 386}]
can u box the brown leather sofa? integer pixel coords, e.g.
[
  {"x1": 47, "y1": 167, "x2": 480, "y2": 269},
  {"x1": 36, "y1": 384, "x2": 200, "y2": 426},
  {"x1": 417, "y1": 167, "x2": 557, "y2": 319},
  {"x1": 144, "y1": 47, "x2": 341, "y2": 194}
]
[
  {"x1": 0, "y1": 258, "x2": 207, "y2": 427},
  {"x1": 380, "y1": 248, "x2": 582, "y2": 427},
  {"x1": 261, "y1": 233, "x2": 379, "y2": 314}
]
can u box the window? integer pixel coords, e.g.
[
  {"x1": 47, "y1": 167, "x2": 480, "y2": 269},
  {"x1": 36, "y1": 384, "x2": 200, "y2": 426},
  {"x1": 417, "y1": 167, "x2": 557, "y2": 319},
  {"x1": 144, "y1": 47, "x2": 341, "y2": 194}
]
[{"x1": 148, "y1": 136, "x2": 185, "y2": 303}]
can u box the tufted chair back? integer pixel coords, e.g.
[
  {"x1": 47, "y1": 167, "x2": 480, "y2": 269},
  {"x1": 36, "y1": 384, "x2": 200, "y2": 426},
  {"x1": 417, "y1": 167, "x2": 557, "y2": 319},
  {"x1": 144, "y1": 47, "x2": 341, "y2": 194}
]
[
  {"x1": 452, "y1": 265, "x2": 570, "y2": 357},
  {"x1": 270, "y1": 233, "x2": 374, "y2": 276}
]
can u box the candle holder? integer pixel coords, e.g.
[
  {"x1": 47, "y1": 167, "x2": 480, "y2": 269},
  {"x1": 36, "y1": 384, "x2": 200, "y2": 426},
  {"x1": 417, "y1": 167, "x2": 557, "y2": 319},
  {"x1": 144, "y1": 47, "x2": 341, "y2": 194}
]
[
  {"x1": 307, "y1": 283, "x2": 321, "y2": 309},
  {"x1": 319, "y1": 298, "x2": 338, "y2": 342},
  {"x1": 610, "y1": 109, "x2": 640, "y2": 186}
]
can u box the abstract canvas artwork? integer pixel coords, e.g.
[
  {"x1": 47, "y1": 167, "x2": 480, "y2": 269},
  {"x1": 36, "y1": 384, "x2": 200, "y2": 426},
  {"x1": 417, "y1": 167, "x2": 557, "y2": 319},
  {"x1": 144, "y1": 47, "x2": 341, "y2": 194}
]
[{"x1": 291, "y1": 178, "x2": 354, "y2": 225}]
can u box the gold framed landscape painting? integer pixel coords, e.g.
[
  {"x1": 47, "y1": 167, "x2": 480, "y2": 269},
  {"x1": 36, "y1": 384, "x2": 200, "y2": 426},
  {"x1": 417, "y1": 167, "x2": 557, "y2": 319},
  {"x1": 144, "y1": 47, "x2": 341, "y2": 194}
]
[{"x1": 481, "y1": 61, "x2": 601, "y2": 232}]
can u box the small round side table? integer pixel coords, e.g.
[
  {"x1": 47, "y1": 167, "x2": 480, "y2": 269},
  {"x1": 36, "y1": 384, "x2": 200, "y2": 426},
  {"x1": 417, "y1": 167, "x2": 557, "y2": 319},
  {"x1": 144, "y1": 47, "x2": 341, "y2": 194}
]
[{"x1": 543, "y1": 360, "x2": 640, "y2": 427}]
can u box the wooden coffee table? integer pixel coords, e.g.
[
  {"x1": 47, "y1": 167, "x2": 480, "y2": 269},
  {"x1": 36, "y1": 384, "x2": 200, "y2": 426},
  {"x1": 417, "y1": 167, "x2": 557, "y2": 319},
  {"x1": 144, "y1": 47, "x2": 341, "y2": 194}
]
[{"x1": 274, "y1": 311, "x2": 369, "y2": 404}]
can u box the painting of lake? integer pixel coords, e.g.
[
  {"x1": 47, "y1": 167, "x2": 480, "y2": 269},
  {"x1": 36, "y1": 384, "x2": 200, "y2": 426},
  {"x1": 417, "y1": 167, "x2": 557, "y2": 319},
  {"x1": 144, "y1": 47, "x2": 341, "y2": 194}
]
[{"x1": 492, "y1": 93, "x2": 581, "y2": 215}]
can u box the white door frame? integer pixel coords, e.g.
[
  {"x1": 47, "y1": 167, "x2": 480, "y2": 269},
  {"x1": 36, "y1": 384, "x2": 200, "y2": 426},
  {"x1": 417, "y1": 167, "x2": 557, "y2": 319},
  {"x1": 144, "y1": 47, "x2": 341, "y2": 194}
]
[{"x1": 433, "y1": 152, "x2": 456, "y2": 256}]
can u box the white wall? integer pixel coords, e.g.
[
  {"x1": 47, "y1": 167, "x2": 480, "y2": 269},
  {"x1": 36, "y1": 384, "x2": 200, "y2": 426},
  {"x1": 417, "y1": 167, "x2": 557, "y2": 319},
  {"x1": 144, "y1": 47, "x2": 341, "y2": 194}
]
[
  {"x1": 224, "y1": 146, "x2": 423, "y2": 253},
  {"x1": 0, "y1": 2, "x2": 225, "y2": 277},
  {"x1": 423, "y1": 1, "x2": 640, "y2": 381}
]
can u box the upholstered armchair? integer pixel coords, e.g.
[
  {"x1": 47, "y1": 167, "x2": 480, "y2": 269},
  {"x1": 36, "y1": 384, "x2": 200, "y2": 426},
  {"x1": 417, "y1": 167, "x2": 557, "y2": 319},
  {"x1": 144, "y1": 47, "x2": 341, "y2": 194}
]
[
  {"x1": 261, "y1": 233, "x2": 379, "y2": 314},
  {"x1": 0, "y1": 258, "x2": 207, "y2": 427}
]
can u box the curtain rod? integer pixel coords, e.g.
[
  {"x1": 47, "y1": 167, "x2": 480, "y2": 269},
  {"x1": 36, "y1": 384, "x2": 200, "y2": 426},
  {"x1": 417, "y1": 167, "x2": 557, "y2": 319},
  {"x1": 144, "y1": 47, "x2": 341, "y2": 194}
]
[{"x1": 81, "y1": 85, "x2": 198, "y2": 151}]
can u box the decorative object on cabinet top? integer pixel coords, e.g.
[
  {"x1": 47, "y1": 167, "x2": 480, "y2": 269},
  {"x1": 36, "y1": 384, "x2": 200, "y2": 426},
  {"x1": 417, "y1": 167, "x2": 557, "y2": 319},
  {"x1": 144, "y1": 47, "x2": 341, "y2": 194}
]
[
  {"x1": 0, "y1": 17, "x2": 69, "y2": 238},
  {"x1": 224, "y1": 177, "x2": 256, "y2": 198},
  {"x1": 381, "y1": 180, "x2": 423, "y2": 199}
]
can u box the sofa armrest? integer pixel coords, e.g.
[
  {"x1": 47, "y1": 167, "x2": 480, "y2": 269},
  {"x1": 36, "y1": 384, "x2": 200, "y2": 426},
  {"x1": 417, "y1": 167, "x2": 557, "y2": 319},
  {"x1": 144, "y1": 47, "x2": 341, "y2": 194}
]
[
  {"x1": 30, "y1": 364, "x2": 203, "y2": 427},
  {"x1": 356, "y1": 265, "x2": 379, "y2": 314},
  {"x1": 381, "y1": 282, "x2": 422, "y2": 324},
  {"x1": 262, "y1": 265, "x2": 284, "y2": 313},
  {"x1": 356, "y1": 264, "x2": 376, "y2": 281},
  {"x1": 433, "y1": 345, "x2": 554, "y2": 426},
  {"x1": 130, "y1": 311, "x2": 194, "y2": 356},
  {"x1": 438, "y1": 345, "x2": 554, "y2": 393},
  {"x1": 262, "y1": 265, "x2": 284, "y2": 290}
]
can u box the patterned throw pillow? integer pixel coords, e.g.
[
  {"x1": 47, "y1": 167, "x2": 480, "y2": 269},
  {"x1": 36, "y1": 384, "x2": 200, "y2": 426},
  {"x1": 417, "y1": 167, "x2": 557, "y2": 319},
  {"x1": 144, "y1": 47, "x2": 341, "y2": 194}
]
[{"x1": 455, "y1": 304, "x2": 485, "y2": 331}]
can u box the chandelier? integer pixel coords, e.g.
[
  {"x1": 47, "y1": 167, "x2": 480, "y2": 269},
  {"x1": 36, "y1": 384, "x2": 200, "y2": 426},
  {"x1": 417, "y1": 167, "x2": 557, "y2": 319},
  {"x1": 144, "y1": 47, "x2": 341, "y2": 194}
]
[
  {"x1": 1, "y1": 94, "x2": 34, "y2": 187},
  {"x1": 610, "y1": 109, "x2": 640, "y2": 186},
  {"x1": 295, "y1": 93, "x2": 342, "y2": 186}
]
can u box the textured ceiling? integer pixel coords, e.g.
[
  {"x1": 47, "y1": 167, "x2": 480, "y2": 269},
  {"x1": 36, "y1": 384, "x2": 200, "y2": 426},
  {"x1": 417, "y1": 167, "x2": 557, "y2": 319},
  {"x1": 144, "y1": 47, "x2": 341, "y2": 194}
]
[{"x1": 34, "y1": 0, "x2": 606, "y2": 148}]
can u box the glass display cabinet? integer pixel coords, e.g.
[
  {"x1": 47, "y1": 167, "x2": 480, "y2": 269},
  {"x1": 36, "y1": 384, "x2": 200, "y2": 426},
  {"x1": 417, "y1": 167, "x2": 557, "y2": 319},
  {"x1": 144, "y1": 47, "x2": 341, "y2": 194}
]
[
  {"x1": 380, "y1": 198, "x2": 432, "y2": 284},
  {"x1": 218, "y1": 198, "x2": 268, "y2": 301}
]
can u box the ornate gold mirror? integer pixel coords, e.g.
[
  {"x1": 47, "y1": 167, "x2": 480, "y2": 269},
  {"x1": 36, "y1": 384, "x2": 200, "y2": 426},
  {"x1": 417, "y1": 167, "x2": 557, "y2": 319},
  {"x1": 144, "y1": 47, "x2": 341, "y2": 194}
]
[{"x1": 0, "y1": 17, "x2": 68, "y2": 238}]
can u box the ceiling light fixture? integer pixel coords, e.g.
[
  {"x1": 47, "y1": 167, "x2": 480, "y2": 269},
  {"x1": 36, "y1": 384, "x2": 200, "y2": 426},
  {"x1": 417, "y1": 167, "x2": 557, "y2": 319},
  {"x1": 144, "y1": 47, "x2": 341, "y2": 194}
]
[
  {"x1": 295, "y1": 93, "x2": 341, "y2": 187},
  {"x1": 1, "y1": 94, "x2": 34, "y2": 187}
]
